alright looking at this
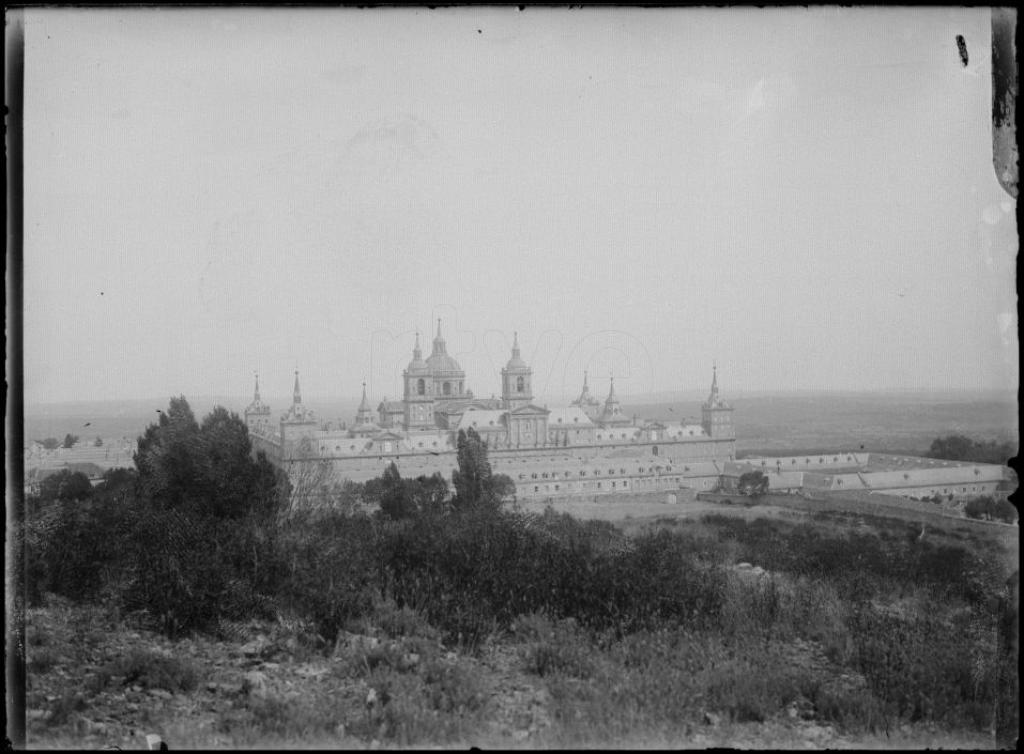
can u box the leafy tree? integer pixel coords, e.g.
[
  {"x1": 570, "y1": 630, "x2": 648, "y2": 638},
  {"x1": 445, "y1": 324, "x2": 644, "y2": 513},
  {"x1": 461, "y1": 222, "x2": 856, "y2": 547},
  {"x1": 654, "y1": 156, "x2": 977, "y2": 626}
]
[
  {"x1": 134, "y1": 396, "x2": 204, "y2": 509},
  {"x1": 133, "y1": 397, "x2": 283, "y2": 519},
  {"x1": 491, "y1": 473, "x2": 517, "y2": 505},
  {"x1": 928, "y1": 435, "x2": 1016, "y2": 465},
  {"x1": 62, "y1": 433, "x2": 79, "y2": 449},
  {"x1": 928, "y1": 435, "x2": 975, "y2": 462},
  {"x1": 964, "y1": 496, "x2": 1018, "y2": 524},
  {"x1": 36, "y1": 469, "x2": 93, "y2": 505},
  {"x1": 200, "y1": 406, "x2": 264, "y2": 519},
  {"x1": 407, "y1": 472, "x2": 450, "y2": 517},
  {"x1": 738, "y1": 470, "x2": 769, "y2": 497},
  {"x1": 96, "y1": 467, "x2": 137, "y2": 502},
  {"x1": 41, "y1": 437, "x2": 60, "y2": 450},
  {"x1": 452, "y1": 427, "x2": 506, "y2": 512},
  {"x1": 371, "y1": 462, "x2": 417, "y2": 520}
]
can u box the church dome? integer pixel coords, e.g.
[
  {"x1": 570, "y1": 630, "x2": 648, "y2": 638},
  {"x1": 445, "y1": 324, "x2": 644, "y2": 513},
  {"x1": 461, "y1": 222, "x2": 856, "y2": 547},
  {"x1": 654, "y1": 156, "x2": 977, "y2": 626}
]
[
  {"x1": 426, "y1": 320, "x2": 465, "y2": 376},
  {"x1": 426, "y1": 351, "x2": 464, "y2": 374}
]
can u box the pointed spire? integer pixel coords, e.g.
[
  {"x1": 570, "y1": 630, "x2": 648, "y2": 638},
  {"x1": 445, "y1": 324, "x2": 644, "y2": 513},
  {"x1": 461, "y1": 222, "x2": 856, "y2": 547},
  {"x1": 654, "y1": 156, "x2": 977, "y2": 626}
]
[
  {"x1": 709, "y1": 362, "x2": 719, "y2": 403},
  {"x1": 512, "y1": 331, "x2": 520, "y2": 358},
  {"x1": 432, "y1": 318, "x2": 447, "y2": 354},
  {"x1": 583, "y1": 370, "x2": 589, "y2": 389},
  {"x1": 253, "y1": 371, "x2": 261, "y2": 402},
  {"x1": 606, "y1": 374, "x2": 617, "y2": 403},
  {"x1": 293, "y1": 370, "x2": 302, "y2": 404},
  {"x1": 359, "y1": 380, "x2": 370, "y2": 410},
  {"x1": 413, "y1": 330, "x2": 422, "y2": 358}
]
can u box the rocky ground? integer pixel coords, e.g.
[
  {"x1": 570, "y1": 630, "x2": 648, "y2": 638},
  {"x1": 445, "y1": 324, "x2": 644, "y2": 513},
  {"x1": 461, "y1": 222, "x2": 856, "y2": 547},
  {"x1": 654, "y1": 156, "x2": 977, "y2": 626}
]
[{"x1": 23, "y1": 597, "x2": 997, "y2": 750}]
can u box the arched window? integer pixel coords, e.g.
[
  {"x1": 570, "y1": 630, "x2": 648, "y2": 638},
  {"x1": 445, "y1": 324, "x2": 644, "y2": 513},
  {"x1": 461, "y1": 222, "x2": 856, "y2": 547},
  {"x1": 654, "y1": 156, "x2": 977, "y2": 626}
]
[
  {"x1": 417, "y1": 378, "x2": 425, "y2": 395},
  {"x1": 652, "y1": 445, "x2": 659, "y2": 456},
  {"x1": 516, "y1": 376, "x2": 525, "y2": 392},
  {"x1": 443, "y1": 381, "x2": 451, "y2": 396}
]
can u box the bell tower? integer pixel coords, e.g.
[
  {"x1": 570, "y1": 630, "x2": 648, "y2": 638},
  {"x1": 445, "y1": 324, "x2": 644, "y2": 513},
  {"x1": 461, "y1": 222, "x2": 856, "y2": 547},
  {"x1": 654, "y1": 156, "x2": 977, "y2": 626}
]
[
  {"x1": 501, "y1": 331, "x2": 533, "y2": 410},
  {"x1": 403, "y1": 331, "x2": 435, "y2": 430}
]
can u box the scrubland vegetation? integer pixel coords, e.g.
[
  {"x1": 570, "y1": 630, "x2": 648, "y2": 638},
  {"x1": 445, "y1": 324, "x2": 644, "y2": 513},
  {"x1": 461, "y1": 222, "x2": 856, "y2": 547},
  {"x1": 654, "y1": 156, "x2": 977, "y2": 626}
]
[{"x1": 23, "y1": 398, "x2": 1019, "y2": 748}]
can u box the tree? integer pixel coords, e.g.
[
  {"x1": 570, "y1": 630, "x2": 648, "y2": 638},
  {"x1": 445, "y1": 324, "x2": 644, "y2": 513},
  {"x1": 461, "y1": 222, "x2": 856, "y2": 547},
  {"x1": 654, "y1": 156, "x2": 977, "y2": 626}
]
[
  {"x1": 41, "y1": 437, "x2": 60, "y2": 450},
  {"x1": 451, "y1": 427, "x2": 513, "y2": 512},
  {"x1": 370, "y1": 462, "x2": 416, "y2": 520},
  {"x1": 738, "y1": 470, "x2": 769, "y2": 497},
  {"x1": 94, "y1": 436, "x2": 103, "y2": 447},
  {"x1": 134, "y1": 396, "x2": 204, "y2": 509},
  {"x1": 407, "y1": 473, "x2": 450, "y2": 517},
  {"x1": 965, "y1": 496, "x2": 1018, "y2": 524},
  {"x1": 928, "y1": 435, "x2": 974, "y2": 462},
  {"x1": 62, "y1": 433, "x2": 80, "y2": 449},
  {"x1": 928, "y1": 434, "x2": 1016, "y2": 465},
  {"x1": 490, "y1": 474, "x2": 517, "y2": 506},
  {"x1": 36, "y1": 469, "x2": 93, "y2": 505},
  {"x1": 452, "y1": 428, "x2": 492, "y2": 511},
  {"x1": 134, "y1": 397, "x2": 283, "y2": 520}
]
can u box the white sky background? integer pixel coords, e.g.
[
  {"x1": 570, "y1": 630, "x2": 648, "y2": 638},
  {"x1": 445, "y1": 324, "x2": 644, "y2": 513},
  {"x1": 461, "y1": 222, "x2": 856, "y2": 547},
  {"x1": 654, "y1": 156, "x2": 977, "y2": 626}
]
[{"x1": 22, "y1": 7, "x2": 1018, "y2": 406}]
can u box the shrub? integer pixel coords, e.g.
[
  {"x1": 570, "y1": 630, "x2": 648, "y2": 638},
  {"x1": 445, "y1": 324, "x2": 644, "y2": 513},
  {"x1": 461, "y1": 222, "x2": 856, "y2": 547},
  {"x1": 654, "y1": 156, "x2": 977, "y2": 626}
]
[
  {"x1": 516, "y1": 613, "x2": 595, "y2": 679},
  {"x1": 217, "y1": 691, "x2": 344, "y2": 744},
  {"x1": 276, "y1": 509, "x2": 380, "y2": 643},
  {"x1": 26, "y1": 493, "x2": 126, "y2": 606},
  {"x1": 848, "y1": 606, "x2": 1002, "y2": 729},
  {"x1": 105, "y1": 648, "x2": 200, "y2": 692},
  {"x1": 352, "y1": 657, "x2": 490, "y2": 745}
]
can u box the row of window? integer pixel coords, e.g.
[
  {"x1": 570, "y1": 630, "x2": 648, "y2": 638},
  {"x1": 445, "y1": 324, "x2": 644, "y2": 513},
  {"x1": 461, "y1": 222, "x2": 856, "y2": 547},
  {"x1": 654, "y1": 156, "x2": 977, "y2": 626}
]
[
  {"x1": 518, "y1": 465, "x2": 676, "y2": 481},
  {"x1": 525, "y1": 476, "x2": 691, "y2": 494},
  {"x1": 414, "y1": 379, "x2": 464, "y2": 396}
]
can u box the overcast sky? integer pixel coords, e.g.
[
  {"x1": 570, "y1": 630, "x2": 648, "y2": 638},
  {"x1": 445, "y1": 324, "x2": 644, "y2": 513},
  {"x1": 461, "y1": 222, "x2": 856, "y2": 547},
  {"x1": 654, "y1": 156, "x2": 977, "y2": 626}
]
[{"x1": 22, "y1": 7, "x2": 1017, "y2": 407}]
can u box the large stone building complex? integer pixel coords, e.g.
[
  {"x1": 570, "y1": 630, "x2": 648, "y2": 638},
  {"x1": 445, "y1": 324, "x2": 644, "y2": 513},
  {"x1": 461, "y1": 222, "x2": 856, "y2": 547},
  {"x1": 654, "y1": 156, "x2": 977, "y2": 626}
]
[
  {"x1": 245, "y1": 324, "x2": 1014, "y2": 506},
  {"x1": 246, "y1": 324, "x2": 737, "y2": 498}
]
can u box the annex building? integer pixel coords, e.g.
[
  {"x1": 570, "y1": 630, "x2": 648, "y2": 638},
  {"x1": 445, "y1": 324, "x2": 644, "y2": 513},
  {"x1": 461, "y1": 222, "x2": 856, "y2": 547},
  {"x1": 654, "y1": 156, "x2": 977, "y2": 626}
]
[{"x1": 246, "y1": 323, "x2": 737, "y2": 499}]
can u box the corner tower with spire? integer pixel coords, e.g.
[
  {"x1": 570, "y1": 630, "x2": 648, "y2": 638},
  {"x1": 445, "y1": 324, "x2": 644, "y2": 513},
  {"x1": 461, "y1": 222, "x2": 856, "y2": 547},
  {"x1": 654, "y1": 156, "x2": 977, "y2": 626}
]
[
  {"x1": 598, "y1": 375, "x2": 631, "y2": 426},
  {"x1": 571, "y1": 370, "x2": 602, "y2": 422},
  {"x1": 352, "y1": 381, "x2": 378, "y2": 434},
  {"x1": 281, "y1": 369, "x2": 318, "y2": 455},
  {"x1": 701, "y1": 363, "x2": 735, "y2": 440},
  {"x1": 244, "y1": 372, "x2": 271, "y2": 434}
]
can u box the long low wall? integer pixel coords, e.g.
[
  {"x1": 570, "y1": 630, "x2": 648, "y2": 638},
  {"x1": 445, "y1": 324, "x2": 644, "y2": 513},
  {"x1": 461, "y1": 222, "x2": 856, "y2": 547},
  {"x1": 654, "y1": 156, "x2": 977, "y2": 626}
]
[{"x1": 256, "y1": 432, "x2": 736, "y2": 499}]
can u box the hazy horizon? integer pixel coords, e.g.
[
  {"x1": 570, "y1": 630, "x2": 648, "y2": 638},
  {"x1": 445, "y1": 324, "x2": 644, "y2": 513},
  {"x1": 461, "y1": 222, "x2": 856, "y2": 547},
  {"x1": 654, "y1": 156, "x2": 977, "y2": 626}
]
[
  {"x1": 21, "y1": 7, "x2": 1018, "y2": 405},
  {"x1": 24, "y1": 384, "x2": 1019, "y2": 412}
]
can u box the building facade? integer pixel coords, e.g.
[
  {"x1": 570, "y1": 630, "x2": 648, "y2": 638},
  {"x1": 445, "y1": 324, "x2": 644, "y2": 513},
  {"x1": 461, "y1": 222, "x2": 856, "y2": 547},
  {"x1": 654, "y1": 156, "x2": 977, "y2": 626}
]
[{"x1": 246, "y1": 324, "x2": 737, "y2": 498}]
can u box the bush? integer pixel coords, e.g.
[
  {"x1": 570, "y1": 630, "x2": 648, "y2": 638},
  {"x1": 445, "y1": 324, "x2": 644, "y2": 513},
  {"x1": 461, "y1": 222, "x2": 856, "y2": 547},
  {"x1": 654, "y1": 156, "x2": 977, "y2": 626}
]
[
  {"x1": 276, "y1": 509, "x2": 380, "y2": 643},
  {"x1": 516, "y1": 613, "x2": 595, "y2": 679},
  {"x1": 965, "y1": 496, "x2": 1018, "y2": 524},
  {"x1": 26, "y1": 493, "x2": 126, "y2": 607},
  {"x1": 105, "y1": 648, "x2": 200, "y2": 692},
  {"x1": 848, "y1": 606, "x2": 1002, "y2": 729}
]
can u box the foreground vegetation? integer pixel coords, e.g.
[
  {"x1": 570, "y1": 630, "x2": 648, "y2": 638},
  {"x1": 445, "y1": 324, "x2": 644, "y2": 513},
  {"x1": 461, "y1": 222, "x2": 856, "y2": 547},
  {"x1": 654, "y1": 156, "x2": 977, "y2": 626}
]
[{"x1": 23, "y1": 398, "x2": 1019, "y2": 748}]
